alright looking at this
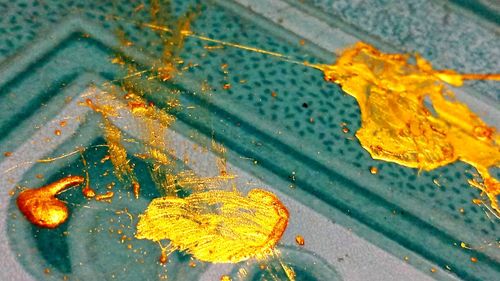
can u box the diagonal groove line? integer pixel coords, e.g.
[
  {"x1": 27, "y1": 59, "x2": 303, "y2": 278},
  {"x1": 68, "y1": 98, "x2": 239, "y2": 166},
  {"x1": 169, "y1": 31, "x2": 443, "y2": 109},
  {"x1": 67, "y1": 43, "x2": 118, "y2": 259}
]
[{"x1": 0, "y1": 72, "x2": 79, "y2": 143}]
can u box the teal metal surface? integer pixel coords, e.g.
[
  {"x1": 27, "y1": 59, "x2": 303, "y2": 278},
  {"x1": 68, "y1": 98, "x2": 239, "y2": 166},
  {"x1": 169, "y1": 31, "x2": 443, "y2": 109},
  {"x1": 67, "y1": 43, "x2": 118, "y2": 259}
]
[{"x1": 0, "y1": 1, "x2": 498, "y2": 281}]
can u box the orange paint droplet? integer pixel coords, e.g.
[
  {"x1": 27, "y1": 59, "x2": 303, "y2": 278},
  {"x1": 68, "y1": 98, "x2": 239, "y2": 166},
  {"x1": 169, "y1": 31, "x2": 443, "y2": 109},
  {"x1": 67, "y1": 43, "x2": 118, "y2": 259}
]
[
  {"x1": 95, "y1": 191, "x2": 114, "y2": 202},
  {"x1": 36, "y1": 174, "x2": 44, "y2": 179},
  {"x1": 223, "y1": 83, "x2": 231, "y2": 90},
  {"x1": 430, "y1": 268, "x2": 437, "y2": 273},
  {"x1": 59, "y1": 120, "x2": 67, "y2": 127},
  {"x1": 470, "y1": 257, "x2": 478, "y2": 263},
  {"x1": 4, "y1": 151, "x2": 12, "y2": 157},
  {"x1": 82, "y1": 186, "x2": 96, "y2": 198},
  {"x1": 136, "y1": 189, "x2": 289, "y2": 263},
  {"x1": 54, "y1": 129, "x2": 61, "y2": 136},
  {"x1": 132, "y1": 181, "x2": 140, "y2": 199},
  {"x1": 472, "y1": 199, "x2": 482, "y2": 205},
  {"x1": 17, "y1": 176, "x2": 85, "y2": 228},
  {"x1": 370, "y1": 166, "x2": 378, "y2": 174},
  {"x1": 100, "y1": 154, "x2": 111, "y2": 163},
  {"x1": 299, "y1": 39, "x2": 305, "y2": 46},
  {"x1": 342, "y1": 126, "x2": 349, "y2": 133},
  {"x1": 271, "y1": 91, "x2": 277, "y2": 98},
  {"x1": 295, "y1": 235, "x2": 305, "y2": 246},
  {"x1": 44, "y1": 268, "x2": 51, "y2": 275},
  {"x1": 189, "y1": 261, "x2": 197, "y2": 267},
  {"x1": 159, "y1": 250, "x2": 168, "y2": 264}
]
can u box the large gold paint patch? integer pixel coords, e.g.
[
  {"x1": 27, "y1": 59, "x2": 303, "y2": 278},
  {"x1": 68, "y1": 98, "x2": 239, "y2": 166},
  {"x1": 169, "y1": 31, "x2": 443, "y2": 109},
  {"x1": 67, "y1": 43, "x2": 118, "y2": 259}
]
[
  {"x1": 317, "y1": 42, "x2": 500, "y2": 215},
  {"x1": 136, "y1": 189, "x2": 289, "y2": 263}
]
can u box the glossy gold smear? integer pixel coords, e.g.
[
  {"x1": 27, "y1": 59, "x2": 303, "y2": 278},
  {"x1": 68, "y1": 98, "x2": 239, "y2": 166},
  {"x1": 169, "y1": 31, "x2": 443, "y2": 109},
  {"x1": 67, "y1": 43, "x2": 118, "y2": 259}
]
[
  {"x1": 136, "y1": 189, "x2": 289, "y2": 263},
  {"x1": 317, "y1": 42, "x2": 500, "y2": 215},
  {"x1": 17, "y1": 176, "x2": 84, "y2": 228}
]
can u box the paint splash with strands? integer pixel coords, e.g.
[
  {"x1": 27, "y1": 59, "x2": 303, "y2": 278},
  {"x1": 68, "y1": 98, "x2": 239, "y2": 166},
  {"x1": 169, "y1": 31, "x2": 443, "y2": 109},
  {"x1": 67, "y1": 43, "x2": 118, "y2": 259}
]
[
  {"x1": 136, "y1": 188, "x2": 289, "y2": 263},
  {"x1": 11, "y1": 2, "x2": 500, "y2": 280},
  {"x1": 313, "y1": 42, "x2": 500, "y2": 216}
]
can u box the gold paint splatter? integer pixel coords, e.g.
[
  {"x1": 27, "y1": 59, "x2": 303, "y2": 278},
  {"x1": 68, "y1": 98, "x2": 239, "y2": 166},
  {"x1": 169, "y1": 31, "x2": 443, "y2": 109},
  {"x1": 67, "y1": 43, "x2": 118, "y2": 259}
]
[
  {"x1": 136, "y1": 189, "x2": 289, "y2": 263},
  {"x1": 317, "y1": 42, "x2": 500, "y2": 215},
  {"x1": 17, "y1": 176, "x2": 84, "y2": 228},
  {"x1": 102, "y1": 120, "x2": 138, "y2": 189},
  {"x1": 369, "y1": 166, "x2": 378, "y2": 175},
  {"x1": 295, "y1": 235, "x2": 305, "y2": 246},
  {"x1": 220, "y1": 275, "x2": 232, "y2": 281},
  {"x1": 54, "y1": 129, "x2": 61, "y2": 136},
  {"x1": 82, "y1": 186, "x2": 96, "y2": 198},
  {"x1": 95, "y1": 191, "x2": 115, "y2": 202}
]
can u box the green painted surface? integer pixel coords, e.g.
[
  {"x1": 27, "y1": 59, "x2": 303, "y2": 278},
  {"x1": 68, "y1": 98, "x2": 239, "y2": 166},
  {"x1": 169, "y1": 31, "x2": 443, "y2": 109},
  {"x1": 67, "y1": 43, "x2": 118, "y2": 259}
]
[{"x1": 0, "y1": 0, "x2": 498, "y2": 280}]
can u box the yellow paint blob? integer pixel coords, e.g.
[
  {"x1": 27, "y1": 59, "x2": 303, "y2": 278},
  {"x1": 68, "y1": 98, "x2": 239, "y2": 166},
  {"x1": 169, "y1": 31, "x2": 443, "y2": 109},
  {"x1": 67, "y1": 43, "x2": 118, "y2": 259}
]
[
  {"x1": 17, "y1": 176, "x2": 85, "y2": 228},
  {"x1": 136, "y1": 189, "x2": 289, "y2": 263},
  {"x1": 317, "y1": 42, "x2": 500, "y2": 215}
]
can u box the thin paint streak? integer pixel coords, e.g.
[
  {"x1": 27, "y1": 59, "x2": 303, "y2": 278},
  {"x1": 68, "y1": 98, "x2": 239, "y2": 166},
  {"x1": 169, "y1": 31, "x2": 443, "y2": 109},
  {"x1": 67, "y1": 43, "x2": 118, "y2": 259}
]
[
  {"x1": 17, "y1": 176, "x2": 85, "y2": 228},
  {"x1": 113, "y1": 20, "x2": 311, "y2": 68},
  {"x1": 103, "y1": 119, "x2": 137, "y2": 185},
  {"x1": 136, "y1": 189, "x2": 289, "y2": 263},
  {"x1": 316, "y1": 42, "x2": 500, "y2": 215}
]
